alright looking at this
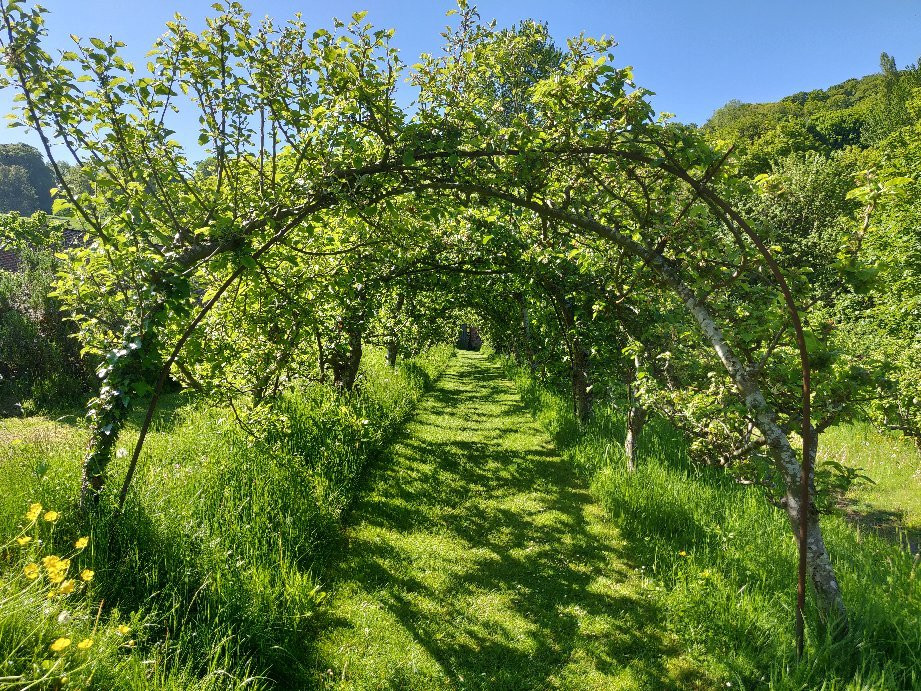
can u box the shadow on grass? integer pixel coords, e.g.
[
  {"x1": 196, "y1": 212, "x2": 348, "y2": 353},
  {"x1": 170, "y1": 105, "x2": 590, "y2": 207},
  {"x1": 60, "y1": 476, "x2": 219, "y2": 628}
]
[
  {"x1": 310, "y1": 352, "x2": 697, "y2": 689},
  {"x1": 839, "y1": 503, "x2": 921, "y2": 555}
]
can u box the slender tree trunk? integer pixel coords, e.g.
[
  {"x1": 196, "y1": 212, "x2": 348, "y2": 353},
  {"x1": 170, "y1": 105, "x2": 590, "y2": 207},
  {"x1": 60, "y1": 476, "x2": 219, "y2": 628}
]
[
  {"x1": 625, "y1": 351, "x2": 647, "y2": 472},
  {"x1": 80, "y1": 340, "x2": 148, "y2": 507},
  {"x1": 518, "y1": 297, "x2": 536, "y2": 373},
  {"x1": 664, "y1": 263, "x2": 845, "y2": 621},
  {"x1": 555, "y1": 295, "x2": 592, "y2": 424},
  {"x1": 315, "y1": 328, "x2": 327, "y2": 384},
  {"x1": 571, "y1": 341, "x2": 591, "y2": 423},
  {"x1": 386, "y1": 294, "x2": 404, "y2": 367},
  {"x1": 81, "y1": 411, "x2": 127, "y2": 506}
]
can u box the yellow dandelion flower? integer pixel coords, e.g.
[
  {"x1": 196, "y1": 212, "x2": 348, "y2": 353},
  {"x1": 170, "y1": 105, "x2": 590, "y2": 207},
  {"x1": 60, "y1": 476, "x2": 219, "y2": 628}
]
[
  {"x1": 77, "y1": 638, "x2": 93, "y2": 650},
  {"x1": 44, "y1": 557, "x2": 70, "y2": 584},
  {"x1": 25, "y1": 503, "x2": 42, "y2": 521},
  {"x1": 23, "y1": 563, "x2": 40, "y2": 580},
  {"x1": 116, "y1": 624, "x2": 131, "y2": 636},
  {"x1": 16, "y1": 536, "x2": 32, "y2": 546},
  {"x1": 80, "y1": 569, "x2": 94, "y2": 582},
  {"x1": 74, "y1": 537, "x2": 89, "y2": 549},
  {"x1": 58, "y1": 579, "x2": 76, "y2": 595},
  {"x1": 42, "y1": 510, "x2": 60, "y2": 523},
  {"x1": 49, "y1": 637, "x2": 71, "y2": 652},
  {"x1": 678, "y1": 551, "x2": 688, "y2": 557}
]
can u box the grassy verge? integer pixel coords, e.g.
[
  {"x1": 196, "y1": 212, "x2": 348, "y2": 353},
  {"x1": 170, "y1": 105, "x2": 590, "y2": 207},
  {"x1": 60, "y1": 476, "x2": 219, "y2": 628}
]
[
  {"x1": 503, "y1": 357, "x2": 921, "y2": 690},
  {"x1": 0, "y1": 345, "x2": 454, "y2": 690}
]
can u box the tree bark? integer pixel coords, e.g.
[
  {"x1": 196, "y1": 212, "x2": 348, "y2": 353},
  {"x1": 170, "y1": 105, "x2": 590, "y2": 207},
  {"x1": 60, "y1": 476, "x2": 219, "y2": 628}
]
[
  {"x1": 315, "y1": 328, "x2": 327, "y2": 384},
  {"x1": 331, "y1": 325, "x2": 363, "y2": 391},
  {"x1": 625, "y1": 352, "x2": 646, "y2": 471},
  {"x1": 386, "y1": 294, "x2": 404, "y2": 367},
  {"x1": 662, "y1": 261, "x2": 845, "y2": 621},
  {"x1": 555, "y1": 293, "x2": 592, "y2": 424},
  {"x1": 518, "y1": 296, "x2": 536, "y2": 373}
]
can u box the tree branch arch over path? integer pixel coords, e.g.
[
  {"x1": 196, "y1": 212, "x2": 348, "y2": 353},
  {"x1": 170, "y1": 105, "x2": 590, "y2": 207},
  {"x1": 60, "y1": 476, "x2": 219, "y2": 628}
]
[{"x1": 0, "y1": 0, "x2": 843, "y2": 648}]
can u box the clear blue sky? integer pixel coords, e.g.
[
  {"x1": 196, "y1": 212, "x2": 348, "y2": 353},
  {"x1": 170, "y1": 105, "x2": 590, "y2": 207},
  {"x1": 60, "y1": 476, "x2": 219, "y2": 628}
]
[{"x1": 2, "y1": 0, "x2": 920, "y2": 155}]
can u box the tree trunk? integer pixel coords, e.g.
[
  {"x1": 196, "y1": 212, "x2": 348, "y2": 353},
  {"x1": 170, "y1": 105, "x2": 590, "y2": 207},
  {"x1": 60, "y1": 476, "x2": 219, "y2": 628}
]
[
  {"x1": 386, "y1": 293, "x2": 404, "y2": 367},
  {"x1": 519, "y1": 298, "x2": 536, "y2": 373},
  {"x1": 386, "y1": 339, "x2": 399, "y2": 367},
  {"x1": 331, "y1": 325, "x2": 363, "y2": 391},
  {"x1": 664, "y1": 261, "x2": 845, "y2": 622},
  {"x1": 556, "y1": 295, "x2": 591, "y2": 423},
  {"x1": 316, "y1": 328, "x2": 327, "y2": 384},
  {"x1": 571, "y1": 341, "x2": 591, "y2": 423},
  {"x1": 80, "y1": 343, "x2": 146, "y2": 507},
  {"x1": 625, "y1": 351, "x2": 647, "y2": 471}
]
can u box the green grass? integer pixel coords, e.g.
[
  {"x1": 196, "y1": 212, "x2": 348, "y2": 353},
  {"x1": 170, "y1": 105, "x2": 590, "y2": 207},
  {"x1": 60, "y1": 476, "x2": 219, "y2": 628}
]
[
  {"x1": 0, "y1": 345, "x2": 454, "y2": 689},
  {"x1": 820, "y1": 423, "x2": 921, "y2": 552},
  {"x1": 4, "y1": 347, "x2": 918, "y2": 689},
  {"x1": 308, "y1": 350, "x2": 709, "y2": 689},
  {"x1": 505, "y1": 356, "x2": 921, "y2": 690}
]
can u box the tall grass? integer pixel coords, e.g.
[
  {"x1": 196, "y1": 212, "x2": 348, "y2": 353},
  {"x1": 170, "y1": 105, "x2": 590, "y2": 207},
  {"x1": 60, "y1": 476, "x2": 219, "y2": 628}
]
[
  {"x1": 504, "y1": 357, "x2": 921, "y2": 690},
  {"x1": 0, "y1": 345, "x2": 454, "y2": 689}
]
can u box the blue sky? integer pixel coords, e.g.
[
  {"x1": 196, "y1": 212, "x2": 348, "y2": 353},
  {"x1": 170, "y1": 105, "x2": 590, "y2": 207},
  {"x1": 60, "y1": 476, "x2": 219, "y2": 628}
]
[{"x1": 2, "y1": 0, "x2": 920, "y2": 155}]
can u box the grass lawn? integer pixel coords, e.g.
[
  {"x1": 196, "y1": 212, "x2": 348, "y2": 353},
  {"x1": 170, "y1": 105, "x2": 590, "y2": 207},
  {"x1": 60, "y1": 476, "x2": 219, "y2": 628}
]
[
  {"x1": 309, "y1": 350, "x2": 708, "y2": 689},
  {"x1": 820, "y1": 423, "x2": 921, "y2": 552}
]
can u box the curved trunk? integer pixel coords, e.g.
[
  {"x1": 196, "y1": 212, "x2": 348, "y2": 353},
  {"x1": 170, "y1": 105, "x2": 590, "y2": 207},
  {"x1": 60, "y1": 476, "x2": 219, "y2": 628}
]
[{"x1": 661, "y1": 260, "x2": 845, "y2": 622}]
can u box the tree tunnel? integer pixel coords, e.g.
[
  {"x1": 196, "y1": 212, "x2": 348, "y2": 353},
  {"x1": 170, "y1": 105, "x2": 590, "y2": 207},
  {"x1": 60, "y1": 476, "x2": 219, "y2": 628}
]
[{"x1": 1, "y1": 0, "x2": 849, "y2": 652}]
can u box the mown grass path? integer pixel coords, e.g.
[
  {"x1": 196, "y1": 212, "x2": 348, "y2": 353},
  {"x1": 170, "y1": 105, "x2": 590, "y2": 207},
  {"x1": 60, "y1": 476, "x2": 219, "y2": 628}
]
[{"x1": 310, "y1": 351, "x2": 696, "y2": 689}]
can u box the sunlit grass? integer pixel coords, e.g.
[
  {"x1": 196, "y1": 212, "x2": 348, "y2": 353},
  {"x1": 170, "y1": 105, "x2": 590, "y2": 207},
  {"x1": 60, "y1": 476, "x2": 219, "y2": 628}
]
[
  {"x1": 0, "y1": 345, "x2": 454, "y2": 689},
  {"x1": 309, "y1": 350, "x2": 710, "y2": 689},
  {"x1": 506, "y1": 356, "x2": 921, "y2": 690}
]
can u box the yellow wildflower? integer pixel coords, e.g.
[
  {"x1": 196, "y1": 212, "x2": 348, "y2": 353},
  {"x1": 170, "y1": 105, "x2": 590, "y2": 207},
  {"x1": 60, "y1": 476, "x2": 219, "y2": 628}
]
[
  {"x1": 16, "y1": 536, "x2": 32, "y2": 546},
  {"x1": 80, "y1": 569, "x2": 94, "y2": 582},
  {"x1": 49, "y1": 637, "x2": 71, "y2": 652},
  {"x1": 25, "y1": 503, "x2": 42, "y2": 521},
  {"x1": 43, "y1": 556, "x2": 70, "y2": 584},
  {"x1": 58, "y1": 579, "x2": 76, "y2": 595},
  {"x1": 116, "y1": 624, "x2": 131, "y2": 636},
  {"x1": 23, "y1": 562, "x2": 40, "y2": 580},
  {"x1": 43, "y1": 510, "x2": 60, "y2": 523},
  {"x1": 678, "y1": 551, "x2": 688, "y2": 557},
  {"x1": 74, "y1": 537, "x2": 89, "y2": 549},
  {"x1": 77, "y1": 638, "x2": 93, "y2": 650}
]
